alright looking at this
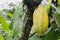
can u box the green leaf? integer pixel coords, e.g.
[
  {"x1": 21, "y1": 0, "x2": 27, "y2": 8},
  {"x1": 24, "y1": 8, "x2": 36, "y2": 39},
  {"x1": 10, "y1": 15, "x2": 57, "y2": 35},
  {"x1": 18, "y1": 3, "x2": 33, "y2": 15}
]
[
  {"x1": 54, "y1": 30, "x2": 60, "y2": 40},
  {"x1": 0, "y1": 12, "x2": 9, "y2": 30},
  {"x1": 9, "y1": 2, "x2": 23, "y2": 38},
  {"x1": 58, "y1": 0, "x2": 60, "y2": 3},
  {"x1": 6, "y1": 11, "x2": 14, "y2": 18},
  {"x1": 55, "y1": 12, "x2": 60, "y2": 29},
  {"x1": 42, "y1": 27, "x2": 55, "y2": 40},
  {"x1": 29, "y1": 34, "x2": 41, "y2": 40},
  {"x1": 45, "y1": 0, "x2": 52, "y2": 12},
  {"x1": 0, "y1": 35, "x2": 4, "y2": 40},
  {"x1": 9, "y1": 2, "x2": 23, "y2": 30}
]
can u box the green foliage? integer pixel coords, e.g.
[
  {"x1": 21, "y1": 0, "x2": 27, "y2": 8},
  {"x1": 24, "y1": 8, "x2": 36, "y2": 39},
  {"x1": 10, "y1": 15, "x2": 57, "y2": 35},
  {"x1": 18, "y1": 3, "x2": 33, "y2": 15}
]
[
  {"x1": 0, "y1": 1, "x2": 23, "y2": 40},
  {"x1": 6, "y1": 11, "x2": 14, "y2": 18},
  {"x1": 0, "y1": 35, "x2": 4, "y2": 40},
  {"x1": 55, "y1": 12, "x2": 60, "y2": 29},
  {"x1": 54, "y1": 4, "x2": 60, "y2": 29},
  {"x1": 58, "y1": 0, "x2": 60, "y2": 3},
  {"x1": 45, "y1": 0, "x2": 52, "y2": 11},
  {"x1": 0, "y1": 11, "x2": 9, "y2": 30},
  {"x1": 29, "y1": 34, "x2": 41, "y2": 40}
]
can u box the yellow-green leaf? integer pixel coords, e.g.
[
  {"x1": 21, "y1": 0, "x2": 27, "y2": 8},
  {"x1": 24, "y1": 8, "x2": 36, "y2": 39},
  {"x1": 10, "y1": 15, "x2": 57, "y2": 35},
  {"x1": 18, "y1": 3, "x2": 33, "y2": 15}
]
[{"x1": 0, "y1": 35, "x2": 4, "y2": 40}]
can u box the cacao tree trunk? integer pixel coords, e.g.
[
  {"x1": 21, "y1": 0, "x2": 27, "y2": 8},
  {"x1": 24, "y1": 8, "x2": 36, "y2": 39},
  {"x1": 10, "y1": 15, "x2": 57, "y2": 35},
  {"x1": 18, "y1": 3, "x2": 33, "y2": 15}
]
[{"x1": 19, "y1": 0, "x2": 42, "y2": 40}]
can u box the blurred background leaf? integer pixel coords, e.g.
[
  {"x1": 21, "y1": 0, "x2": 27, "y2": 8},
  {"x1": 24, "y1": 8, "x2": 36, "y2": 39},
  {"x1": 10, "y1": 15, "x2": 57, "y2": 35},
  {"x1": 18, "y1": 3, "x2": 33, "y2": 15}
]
[
  {"x1": 0, "y1": 11, "x2": 9, "y2": 30},
  {"x1": 0, "y1": 35, "x2": 4, "y2": 40}
]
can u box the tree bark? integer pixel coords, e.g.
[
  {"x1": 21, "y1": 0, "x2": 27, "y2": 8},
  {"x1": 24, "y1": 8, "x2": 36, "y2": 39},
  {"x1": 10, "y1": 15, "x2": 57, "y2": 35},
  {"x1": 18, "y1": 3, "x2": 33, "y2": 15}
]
[{"x1": 20, "y1": 0, "x2": 42, "y2": 40}]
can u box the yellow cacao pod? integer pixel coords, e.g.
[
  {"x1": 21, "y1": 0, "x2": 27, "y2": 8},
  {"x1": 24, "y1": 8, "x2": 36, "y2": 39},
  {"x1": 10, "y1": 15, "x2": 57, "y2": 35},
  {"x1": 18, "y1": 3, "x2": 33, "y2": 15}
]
[{"x1": 31, "y1": 5, "x2": 49, "y2": 36}]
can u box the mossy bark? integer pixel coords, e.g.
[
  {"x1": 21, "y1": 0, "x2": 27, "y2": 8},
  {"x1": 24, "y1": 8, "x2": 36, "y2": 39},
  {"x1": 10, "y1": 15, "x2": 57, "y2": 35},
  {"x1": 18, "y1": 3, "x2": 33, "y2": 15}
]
[{"x1": 20, "y1": 0, "x2": 42, "y2": 40}]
